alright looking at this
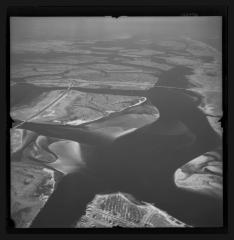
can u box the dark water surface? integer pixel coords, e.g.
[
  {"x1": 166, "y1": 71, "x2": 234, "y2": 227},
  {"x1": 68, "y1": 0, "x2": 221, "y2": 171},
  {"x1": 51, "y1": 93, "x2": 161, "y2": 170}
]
[
  {"x1": 156, "y1": 65, "x2": 194, "y2": 88},
  {"x1": 11, "y1": 67, "x2": 222, "y2": 228}
]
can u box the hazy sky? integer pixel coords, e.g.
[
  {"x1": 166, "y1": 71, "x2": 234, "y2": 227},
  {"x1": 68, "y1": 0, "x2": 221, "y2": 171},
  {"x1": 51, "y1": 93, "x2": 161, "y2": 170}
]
[{"x1": 11, "y1": 17, "x2": 222, "y2": 44}]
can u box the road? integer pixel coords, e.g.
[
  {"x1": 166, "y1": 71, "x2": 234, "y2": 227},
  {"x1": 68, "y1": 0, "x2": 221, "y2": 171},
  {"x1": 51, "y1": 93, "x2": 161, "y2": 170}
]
[
  {"x1": 12, "y1": 79, "x2": 221, "y2": 129},
  {"x1": 85, "y1": 207, "x2": 140, "y2": 227},
  {"x1": 12, "y1": 81, "x2": 73, "y2": 129}
]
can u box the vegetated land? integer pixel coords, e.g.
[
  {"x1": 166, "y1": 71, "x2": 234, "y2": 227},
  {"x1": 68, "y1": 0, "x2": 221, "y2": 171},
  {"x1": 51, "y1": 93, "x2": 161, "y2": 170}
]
[
  {"x1": 10, "y1": 36, "x2": 223, "y2": 228},
  {"x1": 11, "y1": 89, "x2": 145, "y2": 126},
  {"x1": 11, "y1": 161, "x2": 61, "y2": 228}
]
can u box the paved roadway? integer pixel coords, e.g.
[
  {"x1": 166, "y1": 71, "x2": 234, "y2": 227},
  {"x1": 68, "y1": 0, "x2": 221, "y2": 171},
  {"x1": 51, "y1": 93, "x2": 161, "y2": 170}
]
[{"x1": 12, "y1": 81, "x2": 73, "y2": 129}]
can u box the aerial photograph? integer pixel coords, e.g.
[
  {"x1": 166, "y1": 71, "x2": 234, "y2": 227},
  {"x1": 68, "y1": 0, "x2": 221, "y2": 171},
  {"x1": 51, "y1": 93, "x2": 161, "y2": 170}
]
[{"x1": 10, "y1": 16, "x2": 223, "y2": 228}]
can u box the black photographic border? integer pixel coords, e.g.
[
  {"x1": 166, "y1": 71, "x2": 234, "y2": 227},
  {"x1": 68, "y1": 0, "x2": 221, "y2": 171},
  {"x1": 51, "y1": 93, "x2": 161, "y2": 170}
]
[{"x1": 1, "y1": 1, "x2": 232, "y2": 239}]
